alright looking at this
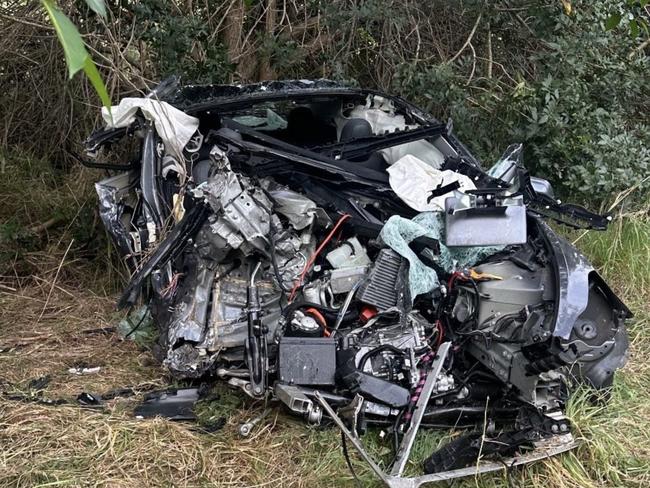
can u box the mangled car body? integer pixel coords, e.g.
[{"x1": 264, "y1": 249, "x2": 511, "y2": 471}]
[{"x1": 83, "y1": 79, "x2": 631, "y2": 486}]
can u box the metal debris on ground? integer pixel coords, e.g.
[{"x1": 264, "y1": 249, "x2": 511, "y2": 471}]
[
  {"x1": 68, "y1": 366, "x2": 101, "y2": 375},
  {"x1": 134, "y1": 388, "x2": 200, "y2": 421}
]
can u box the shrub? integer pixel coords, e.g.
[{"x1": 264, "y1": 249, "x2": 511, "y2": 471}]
[{"x1": 392, "y1": 1, "x2": 649, "y2": 206}]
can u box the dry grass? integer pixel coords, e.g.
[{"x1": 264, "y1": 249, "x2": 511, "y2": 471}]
[
  {"x1": 1, "y1": 215, "x2": 649, "y2": 487},
  {"x1": 0, "y1": 281, "x2": 358, "y2": 487}
]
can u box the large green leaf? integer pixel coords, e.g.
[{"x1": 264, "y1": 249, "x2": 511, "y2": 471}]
[
  {"x1": 84, "y1": 0, "x2": 107, "y2": 18},
  {"x1": 42, "y1": 0, "x2": 87, "y2": 77},
  {"x1": 83, "y1": 57, "x2": 112, "y2": 110},
  {"x1": 41, "y1": 0, "x2": 111, "y2": 108}
]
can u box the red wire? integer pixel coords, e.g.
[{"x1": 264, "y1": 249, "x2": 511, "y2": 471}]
[
  {"x1": 305, "y1": 307, "x2": 327, "y2": 327},
  {"x1": 447, "y1": 271, "x2": 459, "y2": 291},
  {"x1": 288, "y1": 213, "x2": 351, "y2": 302}
]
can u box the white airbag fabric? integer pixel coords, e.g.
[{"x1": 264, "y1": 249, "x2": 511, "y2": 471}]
[
  {"x1": 102, "y1": 98, "x2": 199, "y2": 159},
  {"x1": 387, "y1": 154, "x2": 476, "y2": 211}
]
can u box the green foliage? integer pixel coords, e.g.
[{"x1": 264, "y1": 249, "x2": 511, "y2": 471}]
[
  {"x1": 0, "y1": 150, "x2": 105, "y2": 274},
  {"x1": 569, "y1": 217, "x2": 650, "y2": 295},
  {"x1": 11, "y1": 0, "x2": 650, "y2": 208},
  {"x1": 127, "y1": 0, "x2": 233, "y2": 84},
  {"x1": 392, "y1": 1, "x2": 649, "y2": 206},
  {"x1": 259, "y1": 36, "x2": 305, "y2": 76},
  {"x1": 605, "y1": 0, "x2": 650, "y2": 36},
  {"x1": 84, "y1": 0, "x2": 107, "y2": 18},
  {"x1": 41, "y1": 0, "x2": 111, "y2": 108}
]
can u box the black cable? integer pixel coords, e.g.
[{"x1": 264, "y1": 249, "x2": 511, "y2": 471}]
[
  {"x1": 268, "y1": 231, "x2": 293, "y2": 293},
  {"x1": 125, "y1": 306, "x2": 150, "y2": 339},
  {"x1": 68, "y1": 149, "x2": 140, "y2": 171},
  {"x1": 358, "y1": 345, "x2": 406, "y2": 371},
  {"x1": 341, "y1": 431, "x2": 362, "y2": 487},
  {"x1": 392, "y1": 408, "x2": 405, "y2": 459},
  {"x1": 461, "y1": 278, "x2": 481, "y2": 327},
  {"x1": 428, "y1": 387, "x2": 462, "y2": 402}
]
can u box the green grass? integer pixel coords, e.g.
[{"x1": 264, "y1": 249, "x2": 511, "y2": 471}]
[
  {"x1": 573, "y1": 216, "x2": 650, "y2": 294},
  {"x1": 0, "y1": 150, "x2": 125, "y2": 294}
]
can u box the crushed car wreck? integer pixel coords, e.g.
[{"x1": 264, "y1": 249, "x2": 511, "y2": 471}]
[{"x1": 82, "y1": 79, "x2": 631, "y2": 486}]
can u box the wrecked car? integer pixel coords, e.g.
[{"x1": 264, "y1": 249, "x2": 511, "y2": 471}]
[{"x1": 81, "y1": 79, "x2": 631, "y2": 486}]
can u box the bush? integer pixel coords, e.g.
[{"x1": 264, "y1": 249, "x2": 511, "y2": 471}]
[
  {"x1": 1, "y1": 0, "x2": 648, "y2": 208},
  {"x1": 392, "y1": 1, "x2": 649, "y2": 206}
]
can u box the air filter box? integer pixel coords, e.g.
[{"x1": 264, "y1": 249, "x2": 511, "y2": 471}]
[{"x1": 357, "y1": 248, "x2": 404, "y2": 311}]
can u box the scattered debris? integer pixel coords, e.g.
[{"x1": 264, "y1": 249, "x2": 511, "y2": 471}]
[
  {"x1": 134, "y1": 388, "x2": 200, "y2": 421},
  {"x1": 239, "y1": 408, "x2": 272, "y2": 437},
  {"x1": 192, "y1": 417, "x2": 227, "y2": 434},
  {"x1": 83, "y1": 79, "x2": 631, "y2": 485},
  {"x1": 76, "y1": 392, "x2": 103, "y2": 407},
  {"x1": 68, "y1": 366, "x2": 101, "y2": 375},
  {"x1": 27, "y1": 375, "x2": 51, "y2": 392},
  {"x1": 1, "y1": 375, "x2": 68, "y2": 406}
]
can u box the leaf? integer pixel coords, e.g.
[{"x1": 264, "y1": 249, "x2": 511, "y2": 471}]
[
  {"x1": 41, "y1": 0, "x2": 111, "y2": 108},
  {"x1": 604, "y1": 13, "x2": 621, "y2": 31},
  {"x1": 560, "y1": 0, "x2": 572, "y2": 16},
  {"x1": 83, "y1": 57, "x2": 111, "y2": 109},
  {"x1": 84, "y1": 0, "x2": 107, "y2": 18},
  {"x1": 629, "y1": 19, "x2": 639, "y2": 38},
  {"x1": 41, "y1": 0, "x2": 87, "y2": 77}
]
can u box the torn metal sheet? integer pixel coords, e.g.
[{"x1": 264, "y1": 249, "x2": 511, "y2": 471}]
[
  {"x1": 95, "y1": 171, "x2": 138, "y2": 258},
  {"x1": 195, "y1": 170, "x2": 273, "y2": 254},
  {"x1": 444, "y1": 191, "x2": 527, "y2": 246},
  {"x1": 264, "y1": 182, "x2": 318, "y2": 230}
]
